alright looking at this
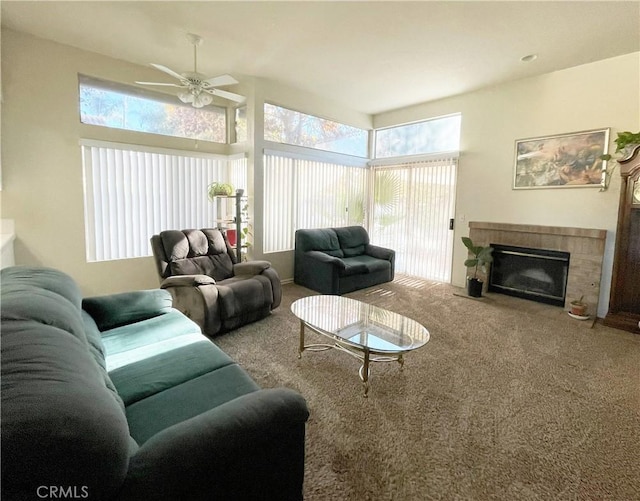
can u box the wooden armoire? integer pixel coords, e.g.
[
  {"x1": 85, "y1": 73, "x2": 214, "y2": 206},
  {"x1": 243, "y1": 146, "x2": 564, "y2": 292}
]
[{"x1": 603, "y1": 144, "x2": 640, "y2": 333}]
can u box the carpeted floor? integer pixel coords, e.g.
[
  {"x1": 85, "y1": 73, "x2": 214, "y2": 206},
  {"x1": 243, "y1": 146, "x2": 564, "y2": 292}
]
[{"x1": 214, "y1": 276, "x2": 640, "y2": 500}]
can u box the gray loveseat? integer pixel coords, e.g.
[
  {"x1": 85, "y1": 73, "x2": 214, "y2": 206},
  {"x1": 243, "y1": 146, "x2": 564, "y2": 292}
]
[
  {"x1": 1, "y1": 266, "x2": 309, "y2": 500},
  {"x1": 294, "y1": 225, "x2": 395, "y2": 295}
]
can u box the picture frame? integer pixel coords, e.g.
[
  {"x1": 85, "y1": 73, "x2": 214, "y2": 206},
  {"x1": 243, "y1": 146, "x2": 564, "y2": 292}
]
[{"x1": 513, "y1": 128, "x2": 610, "y2": 189}]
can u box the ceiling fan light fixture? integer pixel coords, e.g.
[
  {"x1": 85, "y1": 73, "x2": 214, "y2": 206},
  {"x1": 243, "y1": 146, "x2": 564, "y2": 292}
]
[
  {"x1": 138, "y1": 33, "x2": 245, "y2": 108},
  {"x1": 191, "y1": 93, "x2": 213, "y2": 108},
  {"x1": 178, "y1": 91, "x2": 194, "y2": 103}
]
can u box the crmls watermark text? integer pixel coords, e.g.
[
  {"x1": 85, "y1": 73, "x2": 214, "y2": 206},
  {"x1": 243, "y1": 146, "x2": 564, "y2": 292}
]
[{"x1": 37, "y1": 486, "x2": 89, "y2": 499}]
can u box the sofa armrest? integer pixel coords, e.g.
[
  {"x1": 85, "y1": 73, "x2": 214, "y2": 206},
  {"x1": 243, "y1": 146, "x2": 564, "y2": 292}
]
[
  {"x1": 365, "y1": 244, "x2": 395, "y2": 261},
  {"x1": 119, "y1": 388, "x2": 309, "y2": 501},
  {"x1": 83, "y1": 290, "x2": 173, "y2": 331},
  {"x1": 160, "y1": 274, "x2": 215, "y2": 287},
  {"x1": 306, "y1": 250, "x2": 346, "y2": 269},
  {"x1": 233, "y1": 260, "x2": 271, "y2": 276}
]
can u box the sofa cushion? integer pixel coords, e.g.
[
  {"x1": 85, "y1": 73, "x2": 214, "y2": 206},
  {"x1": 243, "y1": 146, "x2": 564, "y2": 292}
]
[
  {"x1": 1, "y1": 266, "x2": 133, "y2": 499},
  {"x1": 1, "y1": 265, "x2": 83, "y2": 309},
  {"x1": 83, "y1": 290, "x2": 173, "y2": 331},
  {"x1": 101, "y1": 310, "x2": 203, "y2": 371},
  {"x1": 109, "y1": 340, "x2": 235, "y2": 406},
  {"x1": 125, "y1": 364, "x2": 260, "y2": 444}
]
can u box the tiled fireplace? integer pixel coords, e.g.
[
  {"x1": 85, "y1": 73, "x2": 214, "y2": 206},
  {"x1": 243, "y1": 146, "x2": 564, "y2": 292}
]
[{"x1": 468, "y1": 222, "x2": 607, "y2": 313}]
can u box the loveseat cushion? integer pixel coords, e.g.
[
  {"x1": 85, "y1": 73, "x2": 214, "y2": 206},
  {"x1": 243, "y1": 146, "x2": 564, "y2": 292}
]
[
  {"x1": 295, "y1": 227, "x2": 343, "y2": 256},
  {"x1": 125, "y1": 364, "x2": 260, "y2": 444},
  {"x1": 334, "y1": 225, "x2": 370, "y2": 257},
  {"x1": 343, "y1": 254, "x2": 392, "y2": 273}
]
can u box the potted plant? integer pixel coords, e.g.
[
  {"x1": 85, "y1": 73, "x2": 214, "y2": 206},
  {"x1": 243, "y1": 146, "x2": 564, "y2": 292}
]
[
  {"x1": 569, "y1": 295, "x2": 588, "y2": 317},
  {"x1": 462, "y1": 237, "x2": 494, "y2": 298},
  {"x1": 599, "y1": 131, "x2": 640, "y2": 191},
  {"x1": 207, "y1": 182, "x2": 235, "y2": 199}
]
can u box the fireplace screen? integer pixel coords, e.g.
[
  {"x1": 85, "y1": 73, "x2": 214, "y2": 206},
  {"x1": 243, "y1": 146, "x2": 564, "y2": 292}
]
[{"x1": 488, "y1": 244, "x2": 570, "y2": 307}]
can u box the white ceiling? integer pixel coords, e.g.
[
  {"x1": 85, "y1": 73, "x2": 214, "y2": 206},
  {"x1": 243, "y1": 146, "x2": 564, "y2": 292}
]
[{"x1": 2, "y1": 1, "x2": 639, "y2": 115}]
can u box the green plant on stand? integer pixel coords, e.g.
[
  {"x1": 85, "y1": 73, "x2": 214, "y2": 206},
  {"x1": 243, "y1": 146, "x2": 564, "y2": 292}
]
[
  {"x1": 599, "y1": 131, "x2": 640, "y2": 191},
  {"x1": 462, "y1": 237, "x2": 494, "y2": 298},
  {"x1": 207, "y1": 182, "x2": 235, "y2": 199}
]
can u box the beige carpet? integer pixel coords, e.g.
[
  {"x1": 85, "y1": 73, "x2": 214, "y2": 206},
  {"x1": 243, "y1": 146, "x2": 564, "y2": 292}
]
[{"x1": 214, "y1": 276, "x2": 640, "y2": 500}]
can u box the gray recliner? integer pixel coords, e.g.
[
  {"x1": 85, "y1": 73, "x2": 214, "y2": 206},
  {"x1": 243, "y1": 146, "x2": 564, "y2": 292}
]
[{"x1": 151, "y1": 228, "x2": 282, "y2": 336}]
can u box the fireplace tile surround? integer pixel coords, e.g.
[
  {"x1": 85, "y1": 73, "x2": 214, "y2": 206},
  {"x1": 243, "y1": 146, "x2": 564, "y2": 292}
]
[{"x1": 468, "y1": 222, "x2": 607, "y2": 315}]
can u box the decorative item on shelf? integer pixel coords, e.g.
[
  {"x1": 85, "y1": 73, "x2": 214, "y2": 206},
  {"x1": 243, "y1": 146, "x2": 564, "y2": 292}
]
[
  {"x1": 599, "y1": 131, "x2": 640, "y2": 191},
  {"x1": 226, "y1": 228, "x2": 237, "y2": 246},
  {"x1": 568, "y1": 295, "x2": 589, "y2": 319},
  {"x1": 462, "y1": 237, "x2": 494, "y2": 298},
  {"x1": 208, "y1": 182, "x2": 234, "y2": 198}
]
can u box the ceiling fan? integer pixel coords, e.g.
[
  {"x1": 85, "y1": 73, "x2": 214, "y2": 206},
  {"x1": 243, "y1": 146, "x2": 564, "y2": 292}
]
[{"x1": 136, "y1": 33, "x2": 245, "y2": 108}]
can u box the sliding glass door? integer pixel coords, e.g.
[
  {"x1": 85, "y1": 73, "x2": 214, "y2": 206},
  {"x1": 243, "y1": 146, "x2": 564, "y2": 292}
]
[{"x1": 369, "y1": 156, "x2": 457, "y2": 282}]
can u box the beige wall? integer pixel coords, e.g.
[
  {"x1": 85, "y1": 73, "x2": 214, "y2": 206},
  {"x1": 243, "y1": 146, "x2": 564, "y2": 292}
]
[
  {"x1": 2, "y1": 28, "x2": 638, "y2": 316},
  {"x1": 0, "y1": 29, "x2": 370, "y2": 295},
  {"x1": 376, "y1": 52, "x2": 640, "y2": 317}
]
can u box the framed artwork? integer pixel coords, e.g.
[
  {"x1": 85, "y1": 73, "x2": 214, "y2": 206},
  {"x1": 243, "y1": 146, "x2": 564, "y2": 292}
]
[{"x1": 513, "y1": 128, "x2": 610, "y2": 189}]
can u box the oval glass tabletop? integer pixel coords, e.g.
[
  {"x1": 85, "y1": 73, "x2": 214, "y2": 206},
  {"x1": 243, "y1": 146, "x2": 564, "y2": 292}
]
[{"x1": 291, "y1": 295, "x2": 429, "y2": 354}]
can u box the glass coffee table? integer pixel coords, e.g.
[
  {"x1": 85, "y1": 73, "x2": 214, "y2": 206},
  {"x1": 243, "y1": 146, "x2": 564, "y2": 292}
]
[{"x1": 291, "y1": 295, "x2": 430, "y2": 397}]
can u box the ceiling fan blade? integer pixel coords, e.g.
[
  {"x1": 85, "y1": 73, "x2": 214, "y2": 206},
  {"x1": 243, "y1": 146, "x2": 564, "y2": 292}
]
[
  {"x1": 203, "y1": 74, "x2": 239, "y2": 87},
  {"x1": 150, "y1": 63, "x2": 187, "y2": 82},
  {"x1": 206, "y1": 88, "x2": 246, "y2": 103},
  {"x1": 135, "y1": 81, "x2": 184, "y2": 87}
]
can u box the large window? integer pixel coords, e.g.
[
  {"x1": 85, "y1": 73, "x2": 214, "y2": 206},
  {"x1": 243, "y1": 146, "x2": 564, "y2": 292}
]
[
  {"x1": 375, "y1": 114, "x2": 461, "y2": 158},
  {"x1": 81, "y1": 140, "x2": 245, "y2": 262},
  {"x1": 264, "y1": 103, "x2": 368, "y2": 157},
  {"x1": 79, "y1": 75, "x2": 227, "y2": 143},
  {"x1": 263, "y1": 152, "x2": 368, "y2": 253}
]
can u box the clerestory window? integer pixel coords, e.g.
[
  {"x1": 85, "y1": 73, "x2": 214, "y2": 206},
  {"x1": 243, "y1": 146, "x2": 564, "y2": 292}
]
[
  {"x1": 374, "y1": 114, "x2": 461, "y2": 158},
  {"x1": 79, "y1": 75, "x2": 227, "y2": 143},
  {"x1": 264, "y1": 103, "x2": 369, "y2": 157}
]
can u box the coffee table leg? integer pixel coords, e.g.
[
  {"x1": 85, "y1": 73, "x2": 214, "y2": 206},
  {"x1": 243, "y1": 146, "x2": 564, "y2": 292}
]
[
  {"x1": 298, "y1": 321, "x2": 305, "y2": 359},
  {"x1": 398, "y1": 353, "x2": 404, "y2": 370},
  {"x1": 359, "y1": 349, "x2": 370, "y2": 397}
]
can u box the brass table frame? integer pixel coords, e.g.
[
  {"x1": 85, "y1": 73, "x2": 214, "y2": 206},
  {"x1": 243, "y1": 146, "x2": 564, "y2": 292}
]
[{"x1": 297, "y1": 319, "x2": 412, "y2": 397}]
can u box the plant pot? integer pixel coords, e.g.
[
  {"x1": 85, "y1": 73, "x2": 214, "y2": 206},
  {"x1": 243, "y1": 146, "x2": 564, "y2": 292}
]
[
  {"x1": 467, "y1": 277, "x2": 484, "y2": 298},
  {"x1": 570, "y1": 301, "x2": 587, "y2": 316}
]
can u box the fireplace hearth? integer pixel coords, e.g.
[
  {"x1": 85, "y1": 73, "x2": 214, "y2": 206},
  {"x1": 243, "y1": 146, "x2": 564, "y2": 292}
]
[
  {"x1": 489, "y1": 244, "x2": 569, "y2": 307},
  {"x1": 468, "y1": 222, "x2": 606, "y2": 313}
]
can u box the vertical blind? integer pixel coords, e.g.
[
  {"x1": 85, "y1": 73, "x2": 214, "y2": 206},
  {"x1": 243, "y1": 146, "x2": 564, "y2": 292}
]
[
  {"x1": 81, "y1": 140, "x2": 242, "y2": 262},
  {"x1": 370, "y1": 156, "x2": 457, "y2": 282},
  {"x1": 263, "y1": 152, "x2": 368, "y2": 253}
]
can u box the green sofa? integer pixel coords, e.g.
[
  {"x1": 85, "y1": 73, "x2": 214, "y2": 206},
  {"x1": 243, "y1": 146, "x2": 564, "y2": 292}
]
[
  {"x1": 294, "y1": 226, "x2": 395, "y2": 295},
  {"x1": 1, "y1": 266, "x2": 309, "y2": 500}
]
